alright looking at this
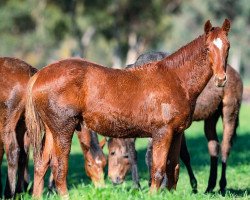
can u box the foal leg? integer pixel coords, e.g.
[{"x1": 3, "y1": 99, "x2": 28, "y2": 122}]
[
  {"x1": 180, "y1": 134, "x2": 197, "y2": 193},
  {"x1": 150, "y1": 128, "x2": 174, "y2": 191},
  {"x1": 16, "y1": 119, "x2": 30, "y2": 194},
  {"x1": 204, "y1": 112, "x2": 220, "y2": 193},
  {"x1": 50, "y1": 130, "x2": 74, "y2": 198},
  {"x1": 146, "y1": 138, "x2": 167, "y2": 188},
  {"x1": 145, "y1": 138, "x2": 153, "y2": 187},
  {"x1": 127, "y1": 139, "x2": 140, "y2": 189},
  {"x1": 219, "y1": 103, "x2": 240, "y2": 195},
  {"x1": 0, "y1": 140, "x2": 4, "y2": 197},
  {"x1": 3, "y1": 130, "x2": 20, "y2": 198},
  {"x1": 166, "y1": 133, "x2": 182, "y2": 190},
  {"x1": 32, "y1": 126, "x2": 53, "y2": 198}
]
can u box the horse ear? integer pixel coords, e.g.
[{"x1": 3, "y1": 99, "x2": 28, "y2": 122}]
[
  {"x1": 99, "y1": 137, "x2": 107, "y2": 149},
  {"x1": 222, "y1": 18, "x2": 231, "y2": 34},
  {"x1": 204, "y1": 20, "x2": 212, "y2": 34}
]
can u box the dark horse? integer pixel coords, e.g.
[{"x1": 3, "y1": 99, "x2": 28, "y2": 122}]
[
  {"x1": 25, "y1": 19, "x2": 230, "y2": 198},
  {"x1": 0, "y1": 57, "x2": 37, "y2": 198}
]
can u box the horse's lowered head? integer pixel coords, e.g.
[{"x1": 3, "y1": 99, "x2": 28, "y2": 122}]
[
  {"x1": 108, "y1": 138, "x2": 132, "y2": 185},
  {"x1": 204, "y1": 19, "x2": 231, "y2": 87},
  {"x1": 79, "y1": 130, "x2": 107, "y2": 187}
]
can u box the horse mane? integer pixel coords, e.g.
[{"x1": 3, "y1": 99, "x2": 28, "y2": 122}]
[
  {"x1": 126, "y1": 34, "x2": 207, "y2": 72},
  {"x1": 159, "y1": 34, "x2": 207, "y2": 69}
]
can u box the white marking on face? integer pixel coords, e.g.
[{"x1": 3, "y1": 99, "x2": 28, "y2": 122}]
[
  {"x1": 213, "y1": 38, "x2": 223, "y2": 50},
  {"x1": 95, "y1": 158, "x2": 102, "y2": 164}
]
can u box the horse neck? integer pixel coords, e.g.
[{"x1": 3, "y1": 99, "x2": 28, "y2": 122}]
[
  {"x1": 160, "y1": 35, "x2": 213, "y2": 101},
  {"x1": 89, "y1": 131, "x2": 102, "y2": 156}
]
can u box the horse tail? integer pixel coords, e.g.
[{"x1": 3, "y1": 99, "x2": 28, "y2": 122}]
[{"x1": 25, "y1": 73, "x2": 44, "y2": 158}]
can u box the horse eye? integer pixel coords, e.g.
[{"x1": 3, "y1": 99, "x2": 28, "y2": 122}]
[
  {"x1": 123, "y1": 155, "x2": 129, "y2": 159},
  {"x1": 110, "y1": 151, "x2": 115, "y2": 156},
  {"x1": 87, "y1": 162, "x2": 92, "y2": 167}
]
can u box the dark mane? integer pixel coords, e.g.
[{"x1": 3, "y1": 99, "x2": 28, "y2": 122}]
[
  {"x1": 159, "y1": 34, "x2": 207, "y2": 69},
  {"x1": 90, "y1": 131, "x2": 103, "y2": 158}
]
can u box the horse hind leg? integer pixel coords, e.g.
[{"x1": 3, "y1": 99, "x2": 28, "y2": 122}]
[
  {"x1": 204, "y1": 112, "x2": 220, "y2": 193},
  {"x1": 219, "y1": 103, "x2": 240, "y2": 195},
  {"x1": 180, "y1": 134, "x2": 198, "y2": 193},
  {"x1": 16, "y1": 118, "x2": 30, "y2": 194},
  {"x1": 50, "y1": 124, "x2": 75, "y2": 198},
  {"x1": 32, "y1": 125, "x2": 53, "y2": 198},
  {"x1": 3, "y1": 111, "x2": 24, "y2": 198}
]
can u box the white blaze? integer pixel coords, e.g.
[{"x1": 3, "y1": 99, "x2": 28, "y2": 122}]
[
  {"x1": 213, "y1": 38, "x2": 223, "y2": 50},
  {"x1": 95, "y1": 158, "x2": 102, "y2": 164}
]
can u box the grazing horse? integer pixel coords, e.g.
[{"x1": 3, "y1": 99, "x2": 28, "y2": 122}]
[
  {"x1": 111, "y1": 51, "x2": 242, "y2": 194},
  {"x1": 25, "y1": 19, "x2": 230, "y2": 198},
  {"x1": 108, "y1": 138, "x2": 140, "y2": 188},
  {"x1": 0, "y1": 57, "x2": 37, "y2": 198},
  {"x1": 49, "y1": 127, "x2": 107, "y2": 190}
]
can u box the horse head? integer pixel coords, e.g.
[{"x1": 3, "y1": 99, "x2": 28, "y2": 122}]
[{"x1": 204, "y1": 19, "x2": 231, "y2": 87}]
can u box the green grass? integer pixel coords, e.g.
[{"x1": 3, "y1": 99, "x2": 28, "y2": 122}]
[{"x1": 2, "y1": 104, "x2": 250, "y2": 199}]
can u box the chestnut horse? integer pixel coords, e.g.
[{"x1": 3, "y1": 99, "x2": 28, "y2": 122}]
[
  {"x1": 108, "y1": 138, "x2": 140, "y2": 188},
  {"x1": 109, "y1": 51, "x2": 242, "y2": 194},
  {"x1": 25, "y1": 19, "x2": 230, "y2": 198},
  {"x1": 0, "y1": 57, "x2": 37, "y2": 198},
  {"x1": 48, "y1": 127, "x2": 107, "y2": 190}
]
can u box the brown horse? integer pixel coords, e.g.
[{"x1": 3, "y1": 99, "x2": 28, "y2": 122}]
[
  {"x1": 25, "y1": 19, "x2": 230, "y2": 198},
  {"x1": 48, "y1": 127, "x2": 107, "y2": 190},
  {"x1": 110, "y1": 51, "x2": 242, "y2": 194},
  {"x1": 0, "y1": 57, "x2": 37, "y2": 198},
  {"x1": 108, "y1": 138, "x2": 140, "y2": 188}
]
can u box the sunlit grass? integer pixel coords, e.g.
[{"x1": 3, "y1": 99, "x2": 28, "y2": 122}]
[{"x1": 1, "y1": 104, "x2": 250, "y2": 199}]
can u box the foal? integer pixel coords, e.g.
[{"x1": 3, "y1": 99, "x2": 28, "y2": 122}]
[
  {"x1": 0, "y1": 57, "x2": 37, "y2": 198},
  {"x1": 26, "y1": 19, "x2": 231, "y2": 198},
  {"x1": 117, "y1": 51, "x2": 242, "y2": 194}
]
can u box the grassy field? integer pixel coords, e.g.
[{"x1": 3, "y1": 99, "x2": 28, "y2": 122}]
[{"x1": 1, "y1": 104, "x2": 250, "y2": 199}]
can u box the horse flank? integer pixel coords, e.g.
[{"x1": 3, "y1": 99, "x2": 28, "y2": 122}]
[{"x1": 25, "y1": 73, "x2": 44, "y2": 158}]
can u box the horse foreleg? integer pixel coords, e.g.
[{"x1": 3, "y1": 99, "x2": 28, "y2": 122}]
[
  {"x1": 180, "y1": 134, "x2": 197, "y2": 193},
  {"x1": 204, "y1": 114, "x2": 220, "y2": 193},
  {"x1": 145, "y1": 138, "x2": 153, "y2": 187},
  {"x1": 128, "y1": 139, "x2": 140, "y2": 189},
  {"x1": 166, "y1": 133, "x2": 182, "y2": 190},
  {"x1": 150, "y1": 128, "x2": 174, "y2": 192}
]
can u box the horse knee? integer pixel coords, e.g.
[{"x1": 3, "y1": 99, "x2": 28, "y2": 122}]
[
  {"x1": 208, "y1": 140, "x2": 220, "y2": 157},
  {"x1": 153, "y1": 170, "x2": 164, "y2": 185}
]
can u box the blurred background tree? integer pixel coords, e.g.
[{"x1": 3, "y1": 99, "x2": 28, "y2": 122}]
[{"x1": 0, "y1": 0, "x2": 249, "y2": 77}]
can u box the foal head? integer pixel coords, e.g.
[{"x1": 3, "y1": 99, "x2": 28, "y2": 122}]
[
  {"x1": 108, "y1": 138, "x2": 131, "y2": 184},
  {"x1": 79, "y1": 130, "x2": 107, "y2": 187},
  {"x1": 204, "y1": 19, "x2": 231, "y2": 87}
]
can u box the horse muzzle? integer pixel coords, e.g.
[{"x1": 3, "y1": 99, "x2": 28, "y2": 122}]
[{"x1": 214, "y1": 73, "x2": 227, "y2": 87}]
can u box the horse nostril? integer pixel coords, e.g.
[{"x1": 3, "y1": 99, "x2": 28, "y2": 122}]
[{"x1": 116, "y1": 177, "x2": 121, "y2": 183}]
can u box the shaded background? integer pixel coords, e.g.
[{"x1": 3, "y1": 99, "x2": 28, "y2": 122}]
[{"x1": 0, "y1": 0, "x2": 249, "y2": 79}]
